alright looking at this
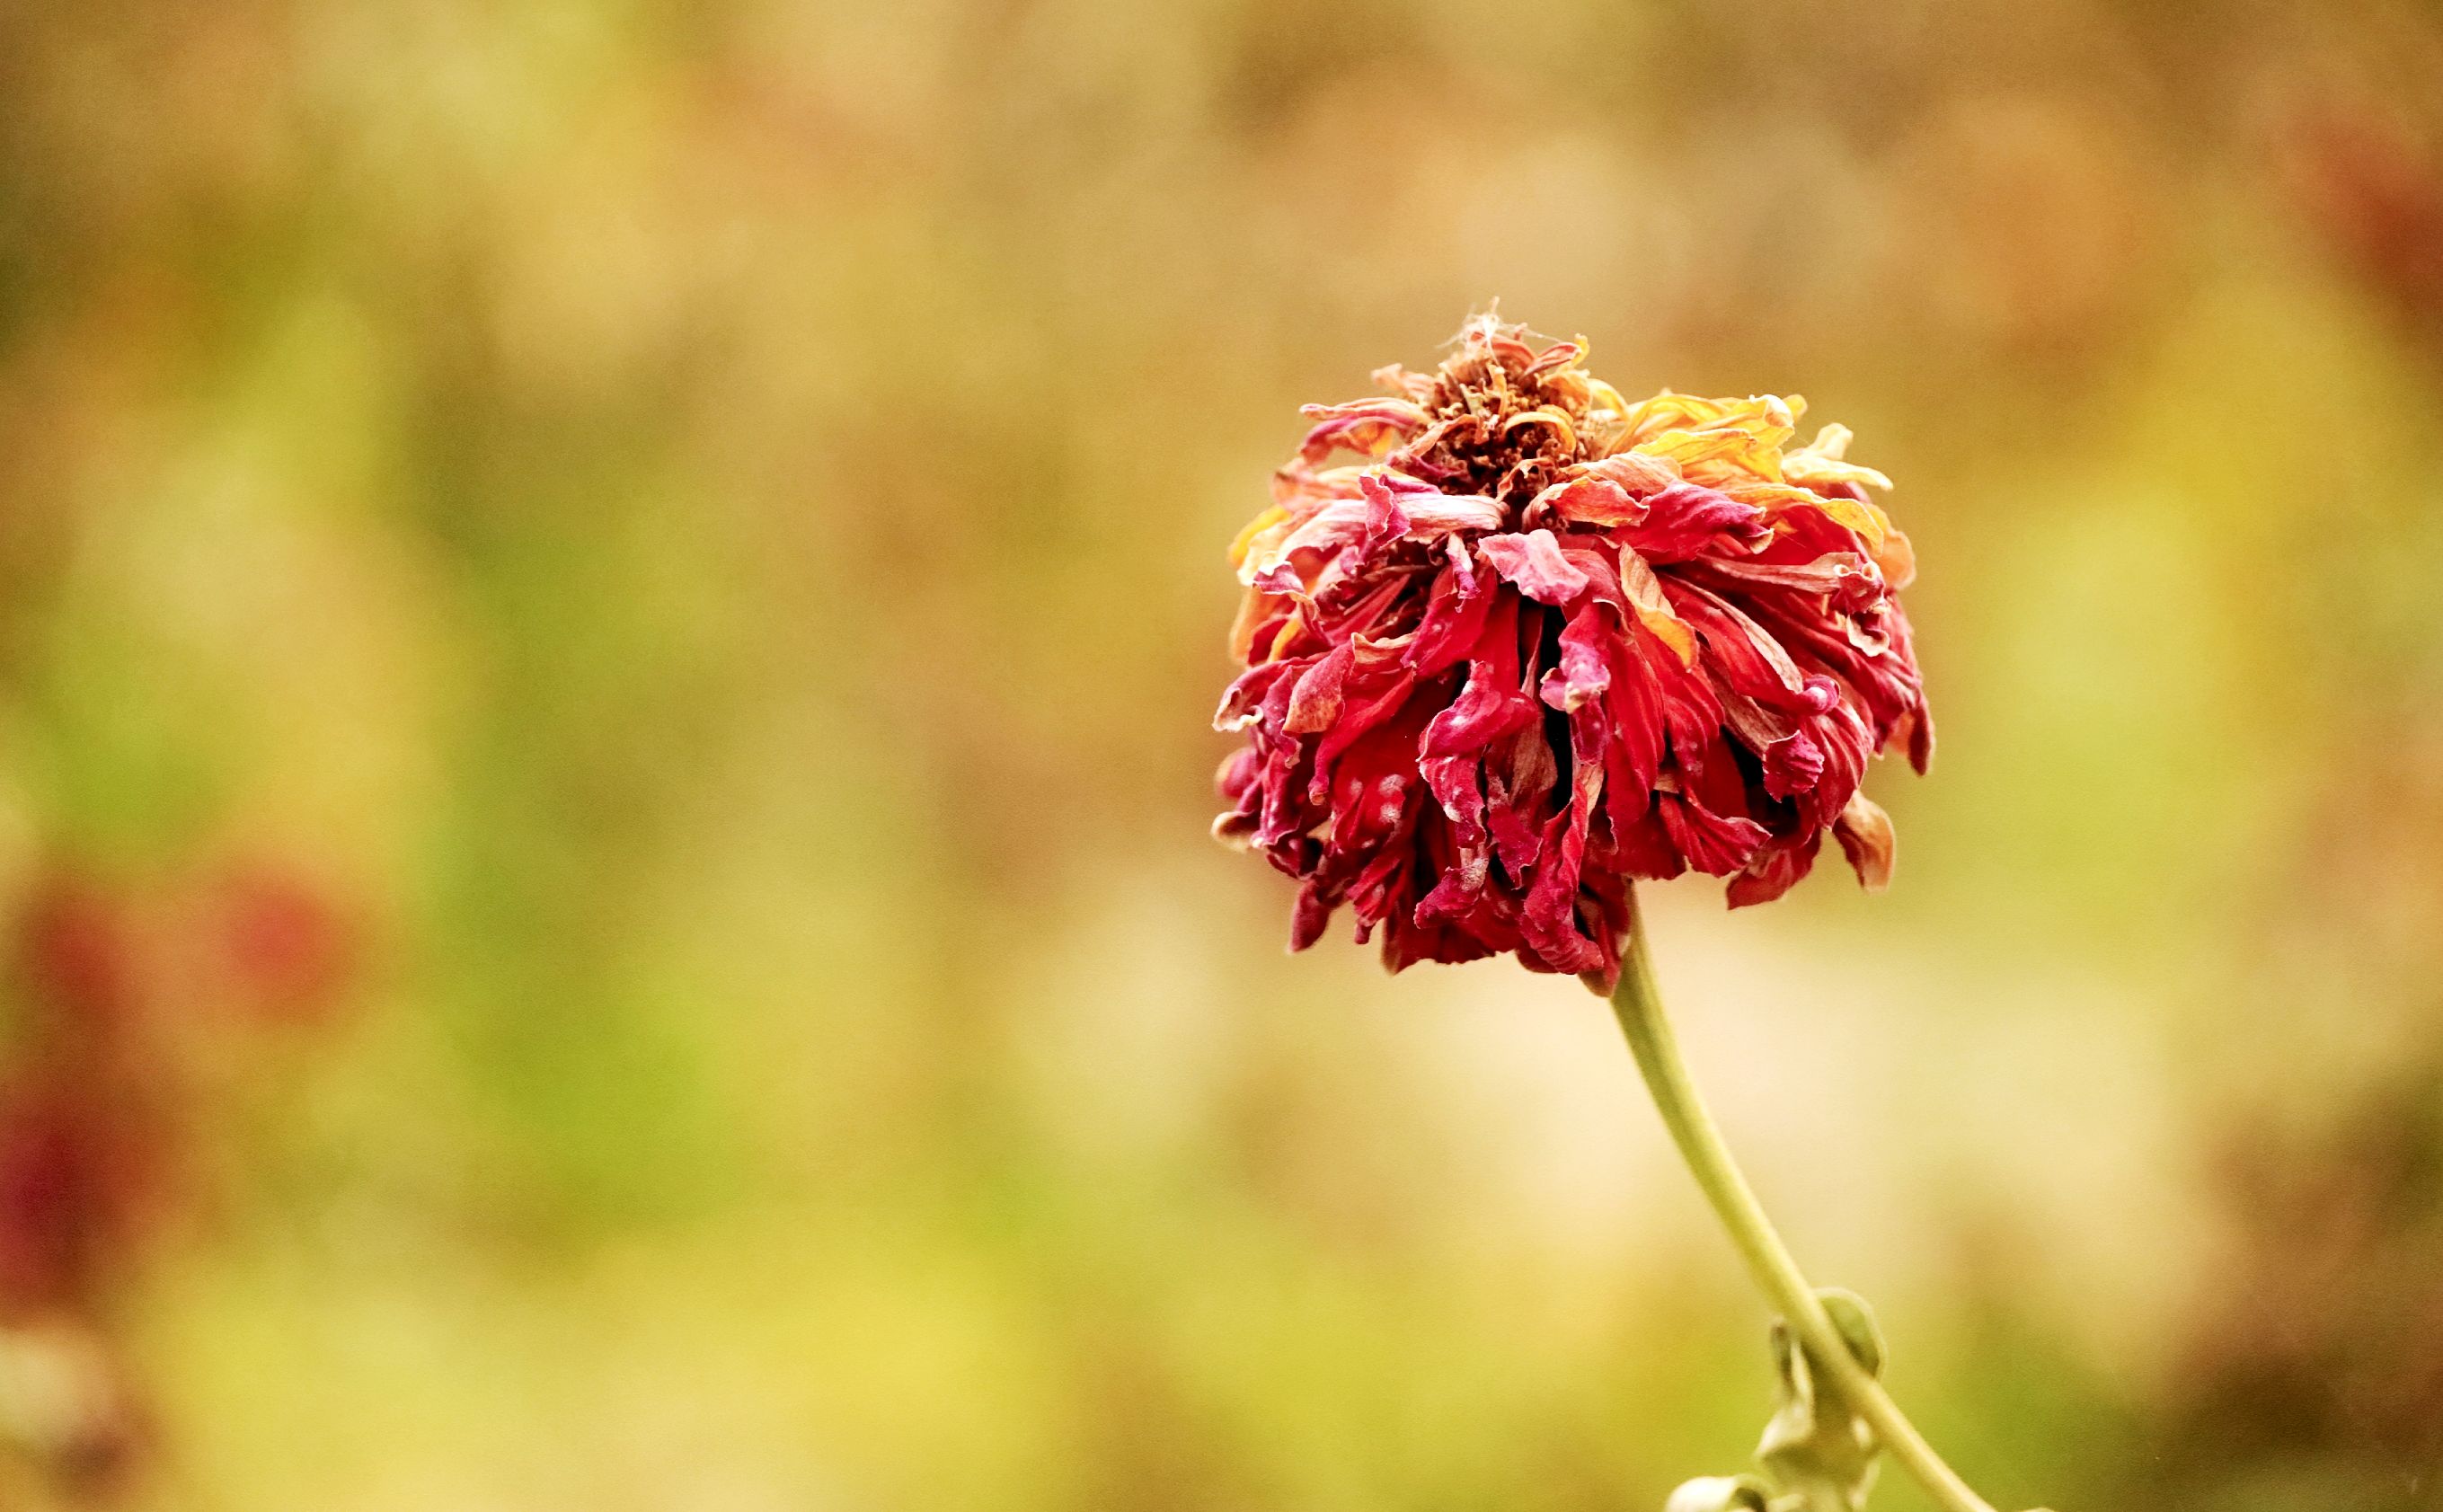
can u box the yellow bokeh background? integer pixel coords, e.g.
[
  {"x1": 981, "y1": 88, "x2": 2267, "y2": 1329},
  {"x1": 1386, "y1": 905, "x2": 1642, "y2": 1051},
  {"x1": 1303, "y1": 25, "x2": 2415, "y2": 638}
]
[{"x1": 3, "y1": 2, "x2": 2442, "y2": 1508}]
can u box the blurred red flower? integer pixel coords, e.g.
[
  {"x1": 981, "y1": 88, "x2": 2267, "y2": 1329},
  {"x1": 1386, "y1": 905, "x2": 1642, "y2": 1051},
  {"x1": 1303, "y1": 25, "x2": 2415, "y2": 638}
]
[
  {"x1": 0, "y1": 879, "x2": 173, "y2": 1316},
  {"x1": 201, "y1": 862, "x2": 357, "y2": 1026},
  {"x1": 0, "y1": 857, "x2": 360, "y2": 1497},
  {"x1": 1213, "y1": 314, "x2": 1931, "y2": 990}
]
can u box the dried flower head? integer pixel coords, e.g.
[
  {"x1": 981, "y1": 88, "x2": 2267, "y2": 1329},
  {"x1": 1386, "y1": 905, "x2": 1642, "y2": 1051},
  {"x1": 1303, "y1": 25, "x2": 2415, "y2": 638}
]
[{"x1": 1213, "y1": 314, "x2": 1932, "y2": 990}]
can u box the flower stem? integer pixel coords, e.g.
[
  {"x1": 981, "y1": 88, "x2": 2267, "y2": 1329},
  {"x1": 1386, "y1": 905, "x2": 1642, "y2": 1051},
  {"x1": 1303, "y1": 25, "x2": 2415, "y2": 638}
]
[{"x1": 1607, "y1": 895, "x2": 2000, "y2": 1512}]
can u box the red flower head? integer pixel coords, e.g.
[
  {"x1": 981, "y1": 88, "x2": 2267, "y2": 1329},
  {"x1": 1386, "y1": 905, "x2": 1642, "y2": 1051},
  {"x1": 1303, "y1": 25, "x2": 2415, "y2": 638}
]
[{"x1": 1212, "y1": 314, "x2": 1932, "y2": 991}]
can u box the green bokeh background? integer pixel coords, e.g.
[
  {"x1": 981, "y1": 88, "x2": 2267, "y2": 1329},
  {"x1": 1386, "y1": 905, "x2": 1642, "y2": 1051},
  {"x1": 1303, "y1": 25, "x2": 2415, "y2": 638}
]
[{"x1": 4, "y1": 2, "x2": 2443, "y2": 1508}]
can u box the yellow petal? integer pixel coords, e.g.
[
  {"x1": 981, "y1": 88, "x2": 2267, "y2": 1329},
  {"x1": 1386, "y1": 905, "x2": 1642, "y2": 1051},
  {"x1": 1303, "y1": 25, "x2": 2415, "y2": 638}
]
[
  {"x1": 1783, "y1": 454, "x2": 1894, "y2": 493},
  {"x1": 1230, "y1": 506, "x2": 1294, "y2": 580},
  {"x1": 1872, "y1": 524, "x2": 1916, "y2": 590},
  {"x1": 1783, "y1": 422, "x2": 1893, "y2": 492},
  {"x1": 1619, "y1": 548, "x2": 1698, "y2": 667},
  {"x1": 1633, "y1": 429, "x2": 1785, "y2": 486},
  {"x1": 1618, "y1": 392, "x2": 1799, "y2": 447},
  {"x1": 1724, "y1": 483, "x2": 1893, "y2": 553}
]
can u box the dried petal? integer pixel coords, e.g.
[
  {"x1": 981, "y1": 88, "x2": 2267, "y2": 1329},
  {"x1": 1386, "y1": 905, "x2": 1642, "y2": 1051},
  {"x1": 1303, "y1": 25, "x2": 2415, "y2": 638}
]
[{"x1": 1476, "y1": 529, "x2": 1590, "y2": 605}]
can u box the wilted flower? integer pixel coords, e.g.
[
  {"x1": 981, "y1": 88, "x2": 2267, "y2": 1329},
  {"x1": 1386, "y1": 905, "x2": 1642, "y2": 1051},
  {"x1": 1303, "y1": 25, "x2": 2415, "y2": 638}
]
[{"x1": 1213, "y1": 314, "x2": 1931, "y2": 990}]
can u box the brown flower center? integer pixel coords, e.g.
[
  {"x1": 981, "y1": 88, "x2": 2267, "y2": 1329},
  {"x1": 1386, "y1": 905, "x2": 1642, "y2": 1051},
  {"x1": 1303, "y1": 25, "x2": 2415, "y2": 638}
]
[{"x1": 1409, "y1": 352, "x2": 1596, "y2": 514}]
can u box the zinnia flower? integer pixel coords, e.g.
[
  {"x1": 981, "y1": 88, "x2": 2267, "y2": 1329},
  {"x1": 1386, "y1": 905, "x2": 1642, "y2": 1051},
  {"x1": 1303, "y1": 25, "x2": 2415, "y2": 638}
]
[{"x1": 1212, "y1": 314, "x2": 1932, "y2": 991}]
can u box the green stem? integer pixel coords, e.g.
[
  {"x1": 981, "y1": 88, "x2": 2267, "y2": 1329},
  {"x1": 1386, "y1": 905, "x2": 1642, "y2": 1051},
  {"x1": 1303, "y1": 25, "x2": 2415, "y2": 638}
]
[{"x1": 1608, "y1": 894, "x2": 1999, "y2": 1512}]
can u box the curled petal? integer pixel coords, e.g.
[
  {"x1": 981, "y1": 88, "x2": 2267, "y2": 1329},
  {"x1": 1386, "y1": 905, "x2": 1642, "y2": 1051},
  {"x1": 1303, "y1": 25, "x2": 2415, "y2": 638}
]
[
  {"x1": 1519, "y1": 736, "x2": 1611, "y2": 977},
  {"x1": 1699, "y1": 551, "x2": 1877, "y2": 598},
  {"x1": 1624, "y1": 482, "x2": 1772, "y2": 562},
  {"x1": 1832, "y1": 791, "x2": 1896, "y2": 890},
  {"x1": 1782, "y1": 422, "x2": 1894, "y2": 492},
  {"x1": 1403, "y1": 544, "x2": 1495, "y2": 676},
  {"x1": 1728, "y1": 482, "x2": 1897, "y2": 558},
  {"x1": 1871, "y1": 521, "x2": 1916, "y2": 591},
  {"x1": 1475, "y1": 529, "x2": 1590, "y2": 604},
  {"x1": 1415, "y1": 650, "x2": 1539, "y2": 929},
  {"x1": 1618, "y1": 548, "x2": 1698, "y2": 667},
  {"x1": 1526, "y1": 450, "x2": 1683, "y2": 529},
  {"x1": 1727, "y1": 831, "x2": 1822, "y2": 908},
  {"x1": 1284, "y1": 642, "x2": 1355, "y2": 735},
  {"x1": 1539, "y1": 601, "x2": 1615, "y2": 712},
  {"x1": 1667, "y1": 579, "x2": 1828, "y2": 713},
  {"x1": 1523, "y1": 338, "x2": 1588, "y2": 377},
  {"x1": 1618, "y1": 393, "x2": 1800, "y2": 483},
  {"x1": 1658, "y1": 791, "x2": 1769, "y2": 876},
  {"x1": 1356, "y1": 473, "x2": 1413, "y2": 555},
  {"x1": 1762, "y1": 726, "x2": 1828, "y2": 800},
  {"x1": 1215, "y1": 659, "x2": 1295, "y2": 732},
  {"x1": 1228, "y1": 506, "x2": 1290, "y2": 571},
  {"x1": 1297, "y1": 399, "x2": 1430, "y2": 464},
  {"x1": 1499, "y1": 405, "x2": 1578, "y2": 452},
  {"x1": 1244, "y1": 483, "x2": 1504, "y2": 582},
  {"x1": 1617, "y1": 391, "x2": 1798, "y2": 447}
]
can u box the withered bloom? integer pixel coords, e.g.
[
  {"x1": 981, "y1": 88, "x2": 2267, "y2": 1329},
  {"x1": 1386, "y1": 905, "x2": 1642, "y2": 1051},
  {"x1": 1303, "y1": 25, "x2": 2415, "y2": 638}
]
[{"x1": 1213, "y1": 314, "x2": 1931, "y2": 990}]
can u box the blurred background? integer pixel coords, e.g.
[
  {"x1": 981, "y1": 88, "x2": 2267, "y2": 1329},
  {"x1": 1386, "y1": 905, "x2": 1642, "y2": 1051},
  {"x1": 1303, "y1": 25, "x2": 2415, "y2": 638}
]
[{"x1": 1, "y1": 1, "x2": 2441, "y2": 1508}]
